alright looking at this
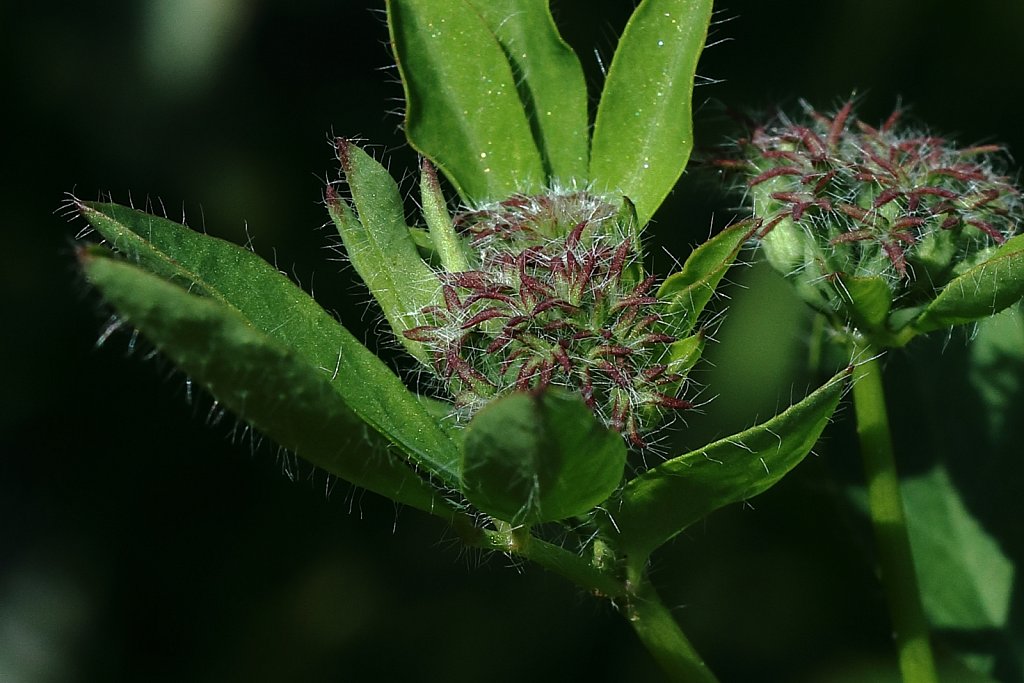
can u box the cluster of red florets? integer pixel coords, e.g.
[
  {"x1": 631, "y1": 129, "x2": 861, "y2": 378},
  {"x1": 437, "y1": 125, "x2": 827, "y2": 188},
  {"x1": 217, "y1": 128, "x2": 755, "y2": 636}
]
[
  {"x1": 404, "y1": 190, "x2": 690, "y2": 447},
  {"x1": 722, "y1": 101, "x2": 1019, "y2": 286}
]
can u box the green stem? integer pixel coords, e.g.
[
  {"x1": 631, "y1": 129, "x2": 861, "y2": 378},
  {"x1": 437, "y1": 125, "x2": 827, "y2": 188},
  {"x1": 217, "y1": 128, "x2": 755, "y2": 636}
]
[
  {"x1": 625, "y1": 569, "x2": 720, "y2": 683},
  {"x1": 473, "y1": 526, "x2": 716, "y2": 681},
  {"x1": 851, "y1": 347, "x2": 938, "y2": 683},
  {"x1": 473, "y1": 527, "x2": 625, "y2": 598}
]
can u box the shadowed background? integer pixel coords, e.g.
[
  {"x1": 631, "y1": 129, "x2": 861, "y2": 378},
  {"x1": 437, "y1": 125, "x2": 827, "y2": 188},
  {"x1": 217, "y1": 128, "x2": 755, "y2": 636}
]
[{"x1": 3, "y1": 1, "x2": 1022, "y2": 681}]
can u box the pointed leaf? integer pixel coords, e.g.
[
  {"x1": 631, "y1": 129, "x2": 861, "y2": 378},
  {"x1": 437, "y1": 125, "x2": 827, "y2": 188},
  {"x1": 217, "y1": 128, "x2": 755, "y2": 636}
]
[
  {"x1": 461, "y1": 388, "x2": 626, "y2": 524},
  {"x1": 333, "y1": 140, "x2": 442, "y2": 364},
  {"x1": 420, "y1": 159, "x2": 471, "y2": 273},
  {"x1": 610, "y1": 367, "x2": 850, "y2": 558},
  {"x1": 81, "y1": 249, "x2": 456, "y2": 517},
  {"x1": 658, "y1": 222, "x2": 754, "y2": 336},
  {"x1": 665, "y1": 332, "x2": 704, "y2": 376},
  {"x1": 387, "y1": 0, "x2": 545, "y2": 201},
  {"x1": 77, "y1": 200, "x2": 461, "y2": 486},
  {"x1": 465, "y1": 0, "x2": 589, "y2": 182},
  {"x1": 913, "y1": 233, "x2": 1024, "y2": 332},
  {"x1": 590, "y1": 0, "x2": 713, "y2": 225}
]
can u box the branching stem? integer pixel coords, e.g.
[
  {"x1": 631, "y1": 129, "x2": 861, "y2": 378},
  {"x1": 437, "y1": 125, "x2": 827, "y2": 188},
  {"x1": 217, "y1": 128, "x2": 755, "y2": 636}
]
[
  {"x1": 474, "y1": 526, "x2": 625, "y2": 598},
  {"x1": 473, "y1": 525, "x2": 717, "y2": 681}
]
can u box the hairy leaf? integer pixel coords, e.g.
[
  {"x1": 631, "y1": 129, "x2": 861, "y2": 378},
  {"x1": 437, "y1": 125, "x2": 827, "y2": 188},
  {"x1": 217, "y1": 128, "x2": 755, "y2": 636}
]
[
  {"x1": 420, "y1": 159, "x2": 471, "y2": 273},
  {"x1": 658, "y1": 222, "x2": 754, "y2": 336},
  {"x1": 590, "y1": 0, "x2": 713, "y2": 225},
  {"x1": 665, "y1": 332, "x2": 704, "y2": 376},
  {"x1": 610, "y1": 367, "x2": 850, "y2": 558},
  {"x1": 81, "y1": 249, "x2": 458, "y2": 516},
  {"x1": 332, "y1": 140, "x2": 442, "y2": 364},
  {"x1": 78, "y1": 200, "x2": 461, "y2": 487},
  {"x1": 914, "y1": 233, "x2": 1024, "y2": 332}
]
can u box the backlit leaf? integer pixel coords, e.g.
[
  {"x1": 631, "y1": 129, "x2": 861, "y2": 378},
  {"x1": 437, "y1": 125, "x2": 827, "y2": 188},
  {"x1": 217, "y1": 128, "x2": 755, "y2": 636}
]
[
  {"x1": 465, "y1": 0, "x2": 589, "y2": 182},
  {"x1": 387, "y1": 0, "x2": 545, "y2": 201},
  {"x1": 590, "y1": 0, "x2": 713, "y2": 225}
]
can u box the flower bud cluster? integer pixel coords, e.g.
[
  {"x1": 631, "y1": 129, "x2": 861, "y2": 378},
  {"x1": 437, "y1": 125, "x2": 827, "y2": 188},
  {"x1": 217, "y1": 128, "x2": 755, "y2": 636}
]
[
  {"x1": 721, "y1": 100, "x2": 1020, "y2": 315},
  {"x1": 405, "y1": 190, "x2": 690, "y2": 447}
]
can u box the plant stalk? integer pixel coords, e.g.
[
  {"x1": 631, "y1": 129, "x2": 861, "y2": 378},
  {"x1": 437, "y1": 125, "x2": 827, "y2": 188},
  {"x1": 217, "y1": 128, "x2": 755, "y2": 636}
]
[
  {"x1": 474, "y1": 527, "x2": 626, "y2": 599},
  {"x1": 851, "y1": 348, "x2": 938, "y2": 683},
  {"x1": 476, "y1": 524, "x2": 717, "y2": 682},
  {"x1": 625, "y1": 571, "x2": 720, "y2": 683}
]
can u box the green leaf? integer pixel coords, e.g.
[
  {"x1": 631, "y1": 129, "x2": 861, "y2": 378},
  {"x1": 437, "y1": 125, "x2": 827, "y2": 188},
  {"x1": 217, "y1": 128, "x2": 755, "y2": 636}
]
[
  {"x1": 332, "y1": 140, "x2": 442, "y2": 365},
  {"x1": 590, "y1": 0, "x2": 713, "y2": 225},
  {"x1": 658, "y1": 222, "x2": 754, "y2": 336},
  {"x1": 464, "y1": 0, "x2": 589, "y2": 182},
  {"x1": 836, "y1": 272, "x2": 893, "y2": 330},
  {"x1": 387, "y1": 0, "x2": 545, "y2": 202},
  {"x1": 80, "y1": 248, "x2": 456, "y2": 517},
  {"x1": 902, "y1": 465, "x2": 1014, "y2": 631},
  {"x1": 968, "y1": 304, "x2": 1024, "y2": 440},
  {"x1": 914, "y1": 233, "x2": 1024, "y2": 332},
  {"x1": 77, "y1": 200, "x2": 462, "y2": 487},
  {"x1": 666, "y1": 332, "x2": 704, "y2": 376},
  {"x1": 420, "y1": 159, "x2": 471, "y2": 273},
  {"x1": 610, "y1": 367, "x2": 850, "y2": 558},
  {"x1": 461, "y1": 388, "x2": 626, "y2": 524}
]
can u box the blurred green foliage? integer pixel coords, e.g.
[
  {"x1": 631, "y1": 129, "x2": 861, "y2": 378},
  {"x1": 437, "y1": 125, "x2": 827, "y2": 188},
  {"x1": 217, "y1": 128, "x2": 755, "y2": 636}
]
[{"x1": 3, "y1": 1, "x2": 1022, "y2": 680}]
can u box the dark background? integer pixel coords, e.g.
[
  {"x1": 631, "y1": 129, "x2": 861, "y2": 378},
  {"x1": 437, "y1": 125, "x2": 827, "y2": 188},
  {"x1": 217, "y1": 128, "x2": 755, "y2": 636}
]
[{"x1": 3, "y1": 1, "x2": 1022, "y2": 681}]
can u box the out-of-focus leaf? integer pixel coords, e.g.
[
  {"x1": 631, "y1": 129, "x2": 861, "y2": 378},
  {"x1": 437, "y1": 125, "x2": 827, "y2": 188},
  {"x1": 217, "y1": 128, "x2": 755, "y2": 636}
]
[
  {"x1": 610, "y1": 367, "x2": 849, "y2": 558},
  {"x1": 590, "y1": 0, "x2": 713, "y2": 225},
  {"x1": 78, "y1": 200, "x2": 462, "y2": 487},
  {"x1": 963, "y1": 303, "x2": 1024, "y2": 678},
  {"x1": 387, "y1": 0, "x2": 544, "y2": 202},
  {"x1": 658, "y1": 222, "x2": 754, "y2": 336},
  {"x1": 461, "y1": 388, "x2": 626, "y2": 524},
  {"x1": 914, "y1": 233, "x2": 1024, "y2": 332},
  {"x1": 902, "y1": 465, "x2": 1014, "y2": 631},
  {"x1": 80, "y1": 248, "x2": 457, "y2": 517},
  {"x1": 968, "y1": 304, "x2": 1024, "y2": 440},
  {"x1": 332, "y1": 140, "x2": 441, "y2": 365},
  {"x1": 465, "y1": 0, "x2": 589, "y2": 182}
]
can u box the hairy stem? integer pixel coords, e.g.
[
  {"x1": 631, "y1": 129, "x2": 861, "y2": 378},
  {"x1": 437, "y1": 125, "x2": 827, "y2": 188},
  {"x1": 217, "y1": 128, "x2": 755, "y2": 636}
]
[
  {"x1": 625, "y1": 570, "x2": 720, "y2": 683},
  {"x1": 474, "y1": 527, "x2": 625, "y2": 598},
  {"x1": 851, "y1": 348, "x2": 938, "y2": 683}
]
